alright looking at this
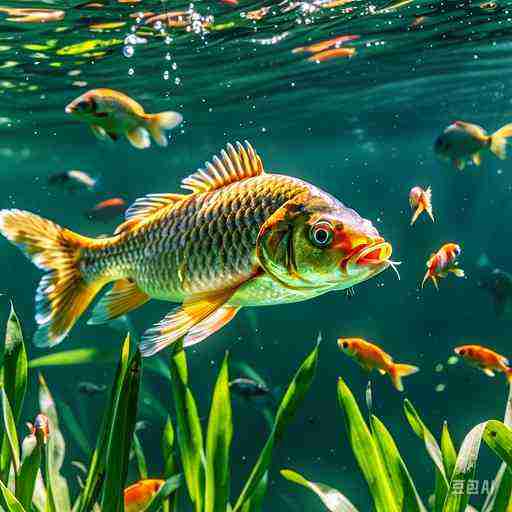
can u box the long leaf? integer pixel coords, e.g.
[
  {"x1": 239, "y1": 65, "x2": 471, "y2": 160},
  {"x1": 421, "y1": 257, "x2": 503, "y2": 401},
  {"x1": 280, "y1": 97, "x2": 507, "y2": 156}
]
[
  {"x1": 1, "y1": 387, "x2": 20, "y2": 474},
  {"x1": 0, "y1": 478, "x2": 27, "y2": 512},
  {"x1": 281, "y1": 469, "x2": 359, "y2": 512},
  {"x1": 57, "y1": 400, "x2": 90, "y2": 457},
  {"x1": 0, "y1": 304, "x2": 27, "y2": 481},
  {"x1": 233, "y1": 342, "x2": 319, "y2": 512},
  {"x1": 170, "y1": 347, "x2": 205, "y2": 512},
  {"x1": 100, "y1": 348, "x2": 142, "y2": 512},
  {"x1": 337, "y1": 378, "x2": 398, "y2": 512},
  {"x1": 75, "y1": 335, "x2": 131, "y2": 512},
  {"x1": 16, "y1": 429, "x2": 44, "y2": 510},
  {"x1": 371, "y1": 415, "x2": 427, "y2": 512},
  {"x1": 29, "y1": 348, "x2": 118, "y2": 368},
  {"x1": 133, "y1": 433, "x2": 148, "y2": 480},
  {"x1": 240, "y1": 472, "x2": 268, "y2": 512},
  {"x1": 205, "y1": 352, "x2": 233, "y2": 512},
  {"x1": 145, "y1": 475, "x2": 184, "y2": 512},
  {"x1": 162, "y1": 417, "x2": 178, "y2": 512}
]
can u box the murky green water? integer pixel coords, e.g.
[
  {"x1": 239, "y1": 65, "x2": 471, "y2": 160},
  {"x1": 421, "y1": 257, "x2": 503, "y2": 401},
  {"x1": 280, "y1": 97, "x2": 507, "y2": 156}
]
[{"x1": 2, "y1": 0, "x2": 512, "y2": 510}]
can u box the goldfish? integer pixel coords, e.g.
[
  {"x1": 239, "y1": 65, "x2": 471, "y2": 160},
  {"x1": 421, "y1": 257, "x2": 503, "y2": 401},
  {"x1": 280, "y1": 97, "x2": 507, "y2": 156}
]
[
  {"x1": 308, "y1": 47, "x2": 356, "y2": 62},
  {"x1": 26, "y1": 413, "x2": 50, "y2": 444},
  {"x1": 338, "y1": 337, "x2": 419, "y2": 391},
  {"x1": 65, "y1": 89, "x2": 183, "y2": 149},
  {"x1": 292, "y1": 35, "x2": 359, "y2": 54},
  {"x1": 434, "y1": 120, "x2": 512, "y2": 170},
  {"x1": 454, "y1": 344, "x2": 512, "y2": 382},
  {"x1": 0, "y1": 7, "x2": 65, "y2": 23},
  {"x1": 0, "y1": 141, "x2": 397, "y2": 356},
  {"x1": 48, "y1": 170, "x2": 97, "y2": 191},
  {"x1": 409, "y1": 186, "x2": 434, "y2": 225},
  {"x1": 124, "y1": 479, "x2": 164, "y2": 512},
  {"x1": 422, "y1": 243, "x2": 464, "y2": 289},
  {"x1": 86, "y1": 197, "x2": 126, "y2": 221}
]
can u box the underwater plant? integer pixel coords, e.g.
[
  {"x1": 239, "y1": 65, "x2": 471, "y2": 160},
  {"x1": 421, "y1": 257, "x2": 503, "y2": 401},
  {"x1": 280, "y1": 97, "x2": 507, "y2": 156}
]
[
  {"x1": 281, "y1": 377, "x2": 512, "y2": 511},
  {"x1": 0, "y1": 303, "x2": 320, "y2": 511}
]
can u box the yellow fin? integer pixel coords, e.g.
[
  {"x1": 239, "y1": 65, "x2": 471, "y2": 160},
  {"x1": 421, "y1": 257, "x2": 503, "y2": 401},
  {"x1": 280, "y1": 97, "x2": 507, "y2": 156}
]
[
  {"x1": 449, "y1": 268, "x2": 465, "y2": 278},
  {"x1": 115, "y1": 193, "x2": 186, "y2": 235},
  {"x1": 378, "y1": 369, "x2": 386, "y2": 375},
  {"x1": 0, "y1": 209, "x2": 107, "y2": 347},
  {"x1": 181, "y1": 141, "x2": 264, "y2": 194},
  {"x1": 145, "y1": 111, "x2": 183, "y2": 147},
  {"x1": 88, "y1": 279, "x2": 150, "y2": 324},
  {"x1": 390, "y1": 363, "x2": 419, "y2": 391},
  {"x1": 472, "y1": 152, "x2": 482, "y2": 166},
  {"x1": 126, "y1": 127, "x2": 151, "y2": 149},
  {"x1": 91, "y1": 124, "x2": 110, "y2": 141},
  {"x1": 483, "y1": 368, "x2": 495, "y2": 377},
  {"x1": 139, "y1": 286, "x2": 242, "y2": 357},
  {"x1": 490, "y1": 123, "x2": 512, "y2": 159}
]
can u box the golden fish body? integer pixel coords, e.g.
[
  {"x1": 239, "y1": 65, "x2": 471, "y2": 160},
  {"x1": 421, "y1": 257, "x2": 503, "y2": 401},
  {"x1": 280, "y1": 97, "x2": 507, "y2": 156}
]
[{"x1": 0, "y1": 141, "x2": 394, "y2": 356}]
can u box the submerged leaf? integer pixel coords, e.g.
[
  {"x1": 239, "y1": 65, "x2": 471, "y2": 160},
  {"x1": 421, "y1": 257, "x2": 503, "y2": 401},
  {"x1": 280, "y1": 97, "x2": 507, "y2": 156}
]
[
  {"x1": 29, "y1": 348, "x2": 118, "y2": 368},
  {"x1": 56, "y1": 38, "x2": 122, "y2": 55},
  {"x1": 144, "y1": 475, "x2": 184, "y2": 512},
  {"x1": 133, "y1": 433, "x2": 148, "y2": 480},
  {"x1": 1, "y1": 387, "x2": 20, "y2": 473},
  {"x1": 281, "y1": 469, "x2": 359, "y2": 511},
  {"x1": 240, "y1": 471, "x2": 268, "y2": 512},
  {"x1": 16, "y1": 429, "x2": 43, "y2": 510},
  {"x1": 0, "y1": 478, "x2": 26, "y2": 512}
]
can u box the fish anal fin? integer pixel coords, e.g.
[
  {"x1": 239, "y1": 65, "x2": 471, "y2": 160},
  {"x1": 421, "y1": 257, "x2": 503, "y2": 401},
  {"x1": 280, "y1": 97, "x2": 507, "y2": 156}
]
[
  {"x1": 181, "y1": 140, "x2": 264, "y2": 194},
  {"x1": 115, "y1": 193, "x2": 186, "y2": 235},
  {"x1": 88, "y1": 279, "x2": 150, "y2": 325},
  {"x1": 139, "y1": 286, "x2": 243, "y2": 357},
  {"x1": 472, "y1": 152, "x2": 482, "y2": 166},
  {"x1": 126, "y1": 127, "x2": 151, "y2": 149},
  {"x1": 184, "y1": 305, "x2": 240, "y2": 347}
]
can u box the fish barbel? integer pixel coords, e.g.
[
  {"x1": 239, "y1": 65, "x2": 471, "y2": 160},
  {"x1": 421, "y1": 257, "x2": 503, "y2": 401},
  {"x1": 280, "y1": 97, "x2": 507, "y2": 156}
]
[{"x1": 0, "y1": 141, "x2": 395, "y2": 356}]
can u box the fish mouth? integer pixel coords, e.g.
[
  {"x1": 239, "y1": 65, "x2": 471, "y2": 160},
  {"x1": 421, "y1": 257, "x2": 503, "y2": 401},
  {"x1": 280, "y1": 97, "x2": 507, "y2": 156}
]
[{"x1": 343, "y1": 239, "x2": 400, "y2": 280}]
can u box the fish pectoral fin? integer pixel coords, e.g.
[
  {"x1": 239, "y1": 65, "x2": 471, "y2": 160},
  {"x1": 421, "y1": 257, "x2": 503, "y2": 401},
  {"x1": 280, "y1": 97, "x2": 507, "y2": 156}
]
[
  {"x1": 454, "y1": 158, "x2": 466, "y2": 171},
  {"x1": 90, "y1": 124, "x2": 110, "y2": 141},
  {"x1": 378, "y1": 369, "x2": 386, "y2": 375},
  {"x1": 87, "y1": 279, "x2": 150, "y2": 325},
  {"x1": 139, "y1": 287, "x2": 241, "y2": 357},
  {"x1": 483, "y1": 368, "x2": 496, "y2": 377},
  {"x1": 126, "y1": 127, "x2": 151, "y2": 149},
  {"x1": 472, "y1": 152, "x2": 482, "y2": 166}
]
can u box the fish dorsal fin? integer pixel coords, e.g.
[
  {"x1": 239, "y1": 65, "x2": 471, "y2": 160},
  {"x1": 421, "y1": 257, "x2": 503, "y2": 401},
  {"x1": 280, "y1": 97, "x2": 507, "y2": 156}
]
[
  {"x1": 114, "y1": 193, "x2": 185, "y2": 235},
  {"x1": 181, "y1": 140, "x2": 264, "y2": 194}
]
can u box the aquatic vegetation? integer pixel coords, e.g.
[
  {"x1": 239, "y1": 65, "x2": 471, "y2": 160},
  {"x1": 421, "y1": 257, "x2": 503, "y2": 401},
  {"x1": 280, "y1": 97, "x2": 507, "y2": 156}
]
[
  {"x1": 0, "y1": 304, "x2": 320, "y2": 511},
  {"x1": 282, "y1": 377, "x2": 512, "y2": 511}
]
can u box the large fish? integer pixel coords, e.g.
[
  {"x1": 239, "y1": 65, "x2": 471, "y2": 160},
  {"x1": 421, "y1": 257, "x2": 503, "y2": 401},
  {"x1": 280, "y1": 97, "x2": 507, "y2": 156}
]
[{"x1": 0, "y1": 141, "x2": 396, "y2": 356}]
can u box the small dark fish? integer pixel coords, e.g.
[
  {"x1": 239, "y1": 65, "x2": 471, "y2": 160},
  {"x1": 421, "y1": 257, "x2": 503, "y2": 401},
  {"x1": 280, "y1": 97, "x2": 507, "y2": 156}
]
[
  {"x1": 78, "y1": 381, "x2": 107, "y2": 395},
  {"x1": 49, "y1": 170, "x2": 97, "y2": 191},
  {"x1": 229, "y1": 378, "x2": 271, "y2": 398},
  {"x1": 477, "y1": 255, "x2": 512, "y2": 317},
  {"x1": 86, "y1": 197, "x2": 126, "y2": 221}
]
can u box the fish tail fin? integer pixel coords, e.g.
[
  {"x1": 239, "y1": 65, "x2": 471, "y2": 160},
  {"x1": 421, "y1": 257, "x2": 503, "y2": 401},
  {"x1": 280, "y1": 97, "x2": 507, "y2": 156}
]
[
  {"x1": 424, "y1": 186, "x2": 435, "y2": 222},
  {"x1": 390, "y1": 363, "x2": 419, "y2": 392},
  {"x1": 0, "y1": 209, "x2": 107, "y2": 347},
  {"x1": 490, "y1": 123, "x2": 512, "y2": 159},
  {"x1": 506, "y1": 367, "x2": 512, "y2": 384},
  {"x1": 146, "y1": 111, "x2": 183, "y2": 147},
  {"x1": 410, "y1": 205, "x2": 424, "y2": 226}
]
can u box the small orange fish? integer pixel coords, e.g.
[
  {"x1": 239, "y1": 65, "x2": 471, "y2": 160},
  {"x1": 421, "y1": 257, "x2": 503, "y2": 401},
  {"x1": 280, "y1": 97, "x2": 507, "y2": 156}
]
[
  {"x1": 0, "y1": 7, "x2": 64, "y2": 23},
  {"x1": 124, "y1": 479, "x2": 165, "y2": 512},
  {"x1": 293, "y1": 35, "x2": 359, "y2": 54},
  {"x1": 308, "y1": 47, "x2": 356, "y2": 62},
  {"x1": 409, "y1": 186, "x2": 434, "y2": 225},
  {"x1": 65, "y1": 89, "x2": 183, "y2": 149},
  {"x1": 26, "y1": 413, "x2": 50, "y2": 444},
  {"x1": 422, "y1": 243, "x2": 464, "y2": 290},
  {"x1": 87, "y1": 198, "x2": 126, "y2": 221},
  {"x1": 338, "y1": 337, "x2": 419, "y2": 391},
  {"x1": 247, "y1": 6, "x2": 271, "y2": 20},
  {"x1": 409, "y1": 15, "x2": 427, "y2": 28},
  {"x1": 454, "y1": 344, "x2": 512, "y2": 382}
]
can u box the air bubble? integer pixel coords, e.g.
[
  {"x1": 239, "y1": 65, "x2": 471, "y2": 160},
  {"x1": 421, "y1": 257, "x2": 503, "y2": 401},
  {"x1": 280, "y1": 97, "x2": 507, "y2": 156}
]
[
  {"x1": 123, "y1": 45, "x2": 134, "y2": 58},
  {"x1": 154, "y1": 20, "x2": 163, "y2": 30},
  {"x1": 163, "y1": 70, "x2": 170, "y2": 80},
  {"x1": 128, "y1": 67, "x2": 135, "y2": 76}
]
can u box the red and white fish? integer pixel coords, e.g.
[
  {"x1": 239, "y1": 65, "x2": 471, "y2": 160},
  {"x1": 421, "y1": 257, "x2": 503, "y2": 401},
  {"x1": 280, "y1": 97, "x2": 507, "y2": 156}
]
[
  {"x1": 422, "y1": 243, "x2": 464, "y2": 289},
  {"x1": 65, "y1": 88, "x2": 182, "y2": 149}
]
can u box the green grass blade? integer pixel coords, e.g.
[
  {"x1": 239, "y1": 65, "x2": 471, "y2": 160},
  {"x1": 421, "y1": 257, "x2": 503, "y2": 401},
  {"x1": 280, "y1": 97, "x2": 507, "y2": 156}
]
[
  {"x1": 75, "y1": 335, "x2": 131, "y2": 512},
  {"x1": 29, "y1": 348, "x2": 118, "y2": 368},
  {"x1": 16, "y1": 428, "x2": 44, "y2": 510},
  {"x1": 281, "y1": 469, "x2": 358, "y2": 512},
  {"x1": 0, "y1": 303, "x2": 27, "y2": 481},
  {"x1": 1, "y1": 387, "x2": 20, "y2": 474},
  {"x1": 205, "y1": 352, "x2": 233, "y2": 512},
  {"x1": 233, "y1": 342, "x2": 319, "y2": 512},
  {"x1": 440, "y1": 422, "x2": 457, "y2": 481},
  {"x1": 0, "y1": 478, "x2": 27, "y2": 512},
  {"x1": 170, "y1": 348, "x2": 205, "y2": 512},
  {"x1": 145, "y1": 475, "x2": 184, "y2": 512},
  {"x1": 133, "y1": 433, "x2": 148, "y2": 480},
  {"x1": 100, "y1": 348, "x2": 142, "y2": 512},
  {"x1": 371, "y1": 415, "x2": 427, "y2": 512},
  {"x1": 162, "y1": 417, "x2": 178, "y2": 512},
  {"x1": 57, "y1": 400, "x2": 90, "y2": 457},
  {"x1": 337, "y1": 378, "x2": 398, "y2": 512},
  {"x1": 44, "y1": 432, "x2": 58, "y2": 512},
  {"x1": 240, "y1": 471, "x2": 268, "y2": 512}
]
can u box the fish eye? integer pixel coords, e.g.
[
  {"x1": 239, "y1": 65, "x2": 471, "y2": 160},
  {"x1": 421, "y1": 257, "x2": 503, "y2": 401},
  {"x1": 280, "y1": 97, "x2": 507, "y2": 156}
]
[
  {"x1": 459, "y1": 348, "x2": 466, "y2": 356},
  {"x1": 342, "y1": 341, "x2": 349, "y2": 349},
  {"x1": 310, "y1": 221, "x2": 334, "y2": 248}
]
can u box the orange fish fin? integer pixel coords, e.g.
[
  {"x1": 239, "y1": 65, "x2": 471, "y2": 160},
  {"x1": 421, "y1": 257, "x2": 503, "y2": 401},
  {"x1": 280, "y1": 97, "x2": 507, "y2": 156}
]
[
  {"x1": 139, "y1": 287, "x2": 241, "y2": 356},
  {"x1": 145, "y1": 111, "x2": 182, "y2": 147},
  {"x1": 181, "y1": 141, "x2": 264, "y2": 194},
  {"x1": 88, "y1": 279, "x2": 150, "y2": 325},
  {"x1": 490, "y1": 123, "x2": 512, "y2": 159},
  {"x1": 410, "y1": 205, "x2": 424, "y2": 226},
  {"x1": 472, "y1": 152, "x2": 482, "y2": 166},
  {"x1": 389, "y1": 363, "x2": 419, "y2": 391},
  {"x1": 114, "y1": 193, "x2": 186, "y2": 235},
  {"x1": 126, "y1": 127, "x2": 151, "y2": 149},
  {"x1": 0, "y1": 209, "x2": 108, "y2": 347},
  {"x1": 184, "y1": 305, "x2": 240, "y2": 347}
]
